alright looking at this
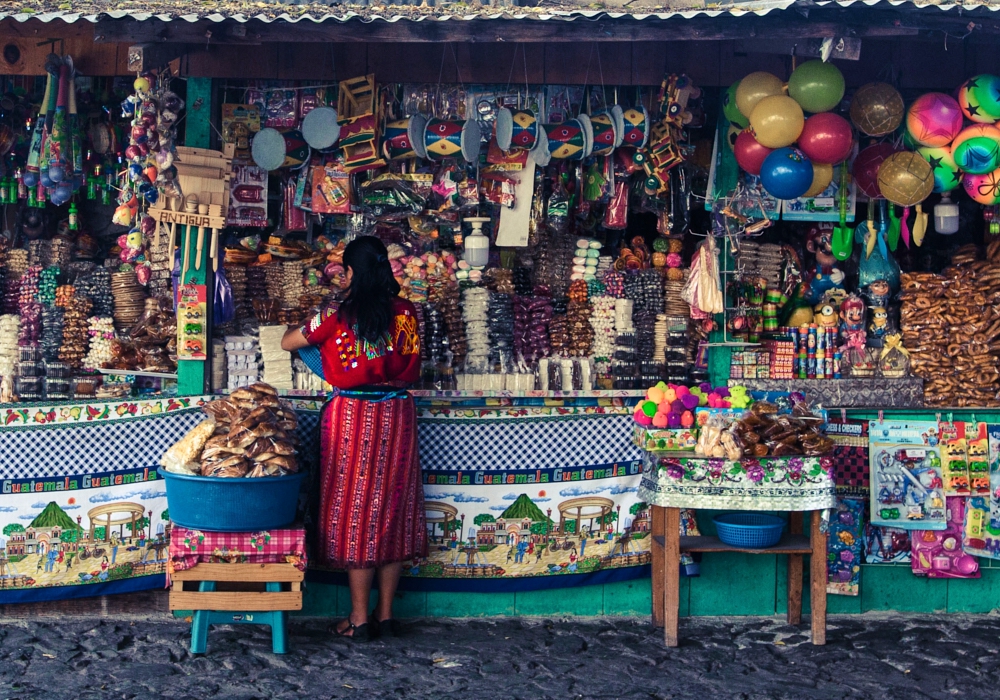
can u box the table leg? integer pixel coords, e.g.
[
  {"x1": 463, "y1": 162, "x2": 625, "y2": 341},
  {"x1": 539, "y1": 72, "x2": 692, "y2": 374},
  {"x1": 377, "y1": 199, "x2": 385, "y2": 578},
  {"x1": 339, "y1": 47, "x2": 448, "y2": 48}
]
[
  {"x1": 810, "y1": 510, "x2": 828, "y2": 645},
  {"x1": 664, "y1": 507, "x2": 681, "y2": 648},
  {"x1": 787, "y1": 512, "x2": 803, "y2": 625},
  {"x1": 651, "y1": 506, "x2": 665, "y2": 628},
  {"x1": 265, "y1": 582, "x2": 289, "y2": 654},
  {"x1": 190, "y1": 580, "x2": 216, "y2": 654}
]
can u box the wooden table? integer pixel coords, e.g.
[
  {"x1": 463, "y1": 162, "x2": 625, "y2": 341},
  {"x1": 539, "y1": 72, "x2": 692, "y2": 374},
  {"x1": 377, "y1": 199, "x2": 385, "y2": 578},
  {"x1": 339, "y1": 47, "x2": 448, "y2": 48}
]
[{"x1": 651, "y1": 507, "x2": 827, "y2": 647}]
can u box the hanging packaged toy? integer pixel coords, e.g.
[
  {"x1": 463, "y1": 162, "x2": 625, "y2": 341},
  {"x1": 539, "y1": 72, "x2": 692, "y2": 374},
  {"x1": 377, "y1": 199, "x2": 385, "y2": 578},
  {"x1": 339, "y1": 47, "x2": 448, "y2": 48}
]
[{"x1": 868, "y1": 420, "x2": 947, "y2": 531}]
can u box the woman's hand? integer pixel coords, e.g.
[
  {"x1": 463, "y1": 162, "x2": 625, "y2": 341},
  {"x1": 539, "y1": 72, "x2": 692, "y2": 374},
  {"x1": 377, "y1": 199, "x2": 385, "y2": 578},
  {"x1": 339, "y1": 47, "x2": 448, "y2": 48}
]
[{"x1": 281, "y1": 328, "x2": 311, "y2": 352}]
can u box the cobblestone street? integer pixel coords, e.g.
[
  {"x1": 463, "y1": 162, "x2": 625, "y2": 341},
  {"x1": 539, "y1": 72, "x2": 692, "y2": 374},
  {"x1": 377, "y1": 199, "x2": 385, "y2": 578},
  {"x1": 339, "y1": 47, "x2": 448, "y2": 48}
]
[{"x1": 1, "y1": 613, "x2": 999, "y2": 699}]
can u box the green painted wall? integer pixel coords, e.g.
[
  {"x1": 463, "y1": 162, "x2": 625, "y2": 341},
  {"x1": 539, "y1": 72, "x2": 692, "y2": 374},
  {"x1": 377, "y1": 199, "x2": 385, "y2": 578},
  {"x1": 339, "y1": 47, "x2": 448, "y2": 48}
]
[{"x1": 296, "y1": 564, "x2": 1000, "y2": 618}]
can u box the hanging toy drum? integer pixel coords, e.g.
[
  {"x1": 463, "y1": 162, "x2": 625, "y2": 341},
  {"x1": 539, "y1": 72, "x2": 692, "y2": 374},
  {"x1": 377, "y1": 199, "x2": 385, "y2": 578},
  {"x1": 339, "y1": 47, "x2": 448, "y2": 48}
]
[
  {"x1": 620, "y1": 106, "x2": 650, "y2": 148},
  {"x1": 494, "y1": 107, "x2": 514, "y2": 151},
  {"x1": 423, "y1": 118, "x2": 482, "y2": 162},
  {"x1": 382, "y1": 114, "x2": 428, "y2": 160},
  {"x1": 589, "y1": 110, "x2": 621, "y2": 156},
  {"x1": 543, "y1": 119, "x2": 588, "y2": 161},
  {"x1": 300, "y1": 106, "x2": 341, "y2": 151},
  {"x1": 508, "y1": 109, "x2": 540, "y2": 151},
  {"x1": 251, "y1": 128, "x2": 310, "y2": 171}
]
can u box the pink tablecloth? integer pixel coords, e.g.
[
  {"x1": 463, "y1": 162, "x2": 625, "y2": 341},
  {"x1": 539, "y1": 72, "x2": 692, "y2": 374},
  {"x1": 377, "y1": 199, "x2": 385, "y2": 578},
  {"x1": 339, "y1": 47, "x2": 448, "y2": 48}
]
[{"x1": 167, "y1": 524, "x2": 308, "y2": 582}]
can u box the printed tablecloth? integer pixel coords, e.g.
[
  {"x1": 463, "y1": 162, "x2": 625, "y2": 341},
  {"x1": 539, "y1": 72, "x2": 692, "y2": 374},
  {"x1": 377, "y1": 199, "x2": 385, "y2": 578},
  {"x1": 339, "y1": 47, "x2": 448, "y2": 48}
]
[
  {"x1": 168, "y1": 525, "x2": 308, "y2": 576},
  {"x1": 638, "y1": 455, "x2": 838, "y2": 511}
]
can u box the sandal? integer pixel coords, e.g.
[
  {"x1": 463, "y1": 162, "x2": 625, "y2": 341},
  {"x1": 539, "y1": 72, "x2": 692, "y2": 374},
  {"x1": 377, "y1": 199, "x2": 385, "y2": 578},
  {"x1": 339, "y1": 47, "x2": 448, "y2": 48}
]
[
  {"x1": 376, "y1": 617, "x2": 403, "y2": 638},
  {"x1": 332, "y1": 617, "x2": 371, "y2": 640}
]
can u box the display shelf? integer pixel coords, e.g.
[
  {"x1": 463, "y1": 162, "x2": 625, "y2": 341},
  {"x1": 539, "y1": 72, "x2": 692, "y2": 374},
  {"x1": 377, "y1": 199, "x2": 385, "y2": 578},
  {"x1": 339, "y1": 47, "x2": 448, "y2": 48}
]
[
  {"x1": 98, "y1": 368, "x2": 178, "y2": 380},
  {"x1": 663, "y1": 534, "x2": 814, "y2": 555},
  {"x1": 410, "y1": 389, "x2": 646, "y2": 398}
]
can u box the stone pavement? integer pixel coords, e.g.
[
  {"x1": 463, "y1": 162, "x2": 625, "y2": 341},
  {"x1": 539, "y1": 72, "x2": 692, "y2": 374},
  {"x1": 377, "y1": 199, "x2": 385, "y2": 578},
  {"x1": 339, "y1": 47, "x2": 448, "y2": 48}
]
[{"x1": 1, "y1": 613, "x2": 999, "y2": 699}]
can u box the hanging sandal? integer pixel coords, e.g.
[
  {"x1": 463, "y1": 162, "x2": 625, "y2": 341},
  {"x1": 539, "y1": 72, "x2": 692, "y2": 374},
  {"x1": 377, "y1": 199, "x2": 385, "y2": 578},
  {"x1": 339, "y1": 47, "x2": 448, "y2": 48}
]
[{"x1": 332, "y1": 618, "x2": 370, "y2": 640}]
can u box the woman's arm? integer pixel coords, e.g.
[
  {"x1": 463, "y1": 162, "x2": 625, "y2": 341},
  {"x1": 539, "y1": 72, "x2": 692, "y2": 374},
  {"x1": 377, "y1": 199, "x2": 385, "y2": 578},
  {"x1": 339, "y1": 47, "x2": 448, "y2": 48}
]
[{"x1": 281, "y1": 327, "x2": 312, "y2": 352}]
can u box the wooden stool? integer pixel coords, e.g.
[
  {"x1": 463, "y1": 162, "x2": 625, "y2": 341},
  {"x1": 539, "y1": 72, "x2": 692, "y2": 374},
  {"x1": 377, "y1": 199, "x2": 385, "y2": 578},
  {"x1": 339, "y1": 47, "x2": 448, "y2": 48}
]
[
  {"x1": 169, "y1": 563, "x2": 304, "y2": 654},
  {"x1": 651, "y1": 507, "x2": 828, "y2": 647}
]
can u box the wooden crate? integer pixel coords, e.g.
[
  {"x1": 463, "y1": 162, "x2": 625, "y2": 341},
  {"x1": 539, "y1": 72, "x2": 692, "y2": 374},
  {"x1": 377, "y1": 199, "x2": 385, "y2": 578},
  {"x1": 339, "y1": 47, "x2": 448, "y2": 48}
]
[
  {"x1": 169, "y1": 563, "x2": 303, "y2": 612},
  {"x1": 338, "y1": 73, "x2": 377, "y2": 119}
]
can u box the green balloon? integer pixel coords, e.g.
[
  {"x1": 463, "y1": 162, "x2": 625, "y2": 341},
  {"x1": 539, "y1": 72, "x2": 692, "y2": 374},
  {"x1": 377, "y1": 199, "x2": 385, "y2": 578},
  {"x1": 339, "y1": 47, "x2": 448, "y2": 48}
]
[
  {"x1": 723, "y1": 81, "x2": 749, "y2": 128},
  {"x1": 788, "y1": 60, "x2": 845, "y2": 113}
]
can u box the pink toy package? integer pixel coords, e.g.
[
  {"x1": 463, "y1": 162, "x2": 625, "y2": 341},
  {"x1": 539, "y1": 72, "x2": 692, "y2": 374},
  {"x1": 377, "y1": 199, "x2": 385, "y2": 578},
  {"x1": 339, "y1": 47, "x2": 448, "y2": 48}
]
[{"x1": 911, "y1": 496, "x2": 980, "y2": 579}]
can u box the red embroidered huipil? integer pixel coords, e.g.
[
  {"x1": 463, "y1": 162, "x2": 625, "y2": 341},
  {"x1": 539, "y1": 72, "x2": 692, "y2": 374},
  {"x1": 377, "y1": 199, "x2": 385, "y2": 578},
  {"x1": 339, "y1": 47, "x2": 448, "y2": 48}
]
[{"x1": 300, "y1": 298, "x2": 421, "y2": 389}]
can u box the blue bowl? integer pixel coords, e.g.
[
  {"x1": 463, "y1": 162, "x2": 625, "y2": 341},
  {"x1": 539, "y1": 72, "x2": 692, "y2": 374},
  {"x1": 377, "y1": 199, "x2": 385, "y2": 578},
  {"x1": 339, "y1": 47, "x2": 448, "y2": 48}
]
[
  {"x1": 159, "y1": 467, "x2": 306, "y2": 532},
  {"x1": 712, "y1": 513, "x2": 785, "y2": 549}
]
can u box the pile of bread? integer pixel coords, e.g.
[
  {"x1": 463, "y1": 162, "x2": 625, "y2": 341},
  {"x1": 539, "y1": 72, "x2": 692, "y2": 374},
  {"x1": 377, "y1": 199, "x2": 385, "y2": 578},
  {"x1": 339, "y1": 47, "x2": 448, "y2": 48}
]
[
  {"x1": 900, "y1": 242, "x2": 1000, "y2": 407},
  {"x1": 160, "y1": 382, "x2": 300, "y2": 477}
]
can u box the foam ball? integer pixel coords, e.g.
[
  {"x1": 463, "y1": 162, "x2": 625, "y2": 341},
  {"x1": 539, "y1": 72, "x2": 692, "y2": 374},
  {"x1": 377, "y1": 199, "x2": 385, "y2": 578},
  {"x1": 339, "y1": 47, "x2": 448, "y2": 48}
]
[
  {"x1": 662, "y1": 387, "x2": 677, "y2": 404},
  {"x1": 952, "y1": 124, "x2": 1000, "y2": 174},
  {"x1": 652, "y1": 411, "x2": 670, "y2": 429},
  {"x1": 647, "y1": 386, "x2": 665, "y2": 404},
  {"x1": 724, "y1": 81, "x2": 749, "y2": 129},
  {"x1": 655, "y1": 381, "x2": 668, "y2": 392},
  {"x1": 681, "y1": 411, "x2": 695, "y2": 429},
  {"x1": 854, "y1": 142, "x2": 898, "y2": 199},
  {"x1": 734, "y1": 129, "x2": 773, "y2": 176},
  {"x1": 850, "y1": 82, "x2": 904, "y2": 137},
  {"x1": 667, "y1": 412, "x2": 682, "y2": 429},
  {"x1": 671, "y1": 400, "x2": 685, "y2": 414},
  {"x1": 877, "y1": 151, "x2": 935, "y2": 207},
  {"x1": 749, "y1": 95, "x2": 804, "y2": 149},
  {"x1": 681, "y1": 394, "x2": 700, "y2": 411},
  {"x1": 760, "y1": 147, "x2": 814, "y2": 200},
  {"x1": 675, "y1": 385, "x2": 690, "y2": 398},
  {"x1": 905, "y1": 93, "x2": 964, "y2": 148},
  {"x1": 641, "y1": 400, "x2": 658, "y2": 418},
  {"x1": 715, "y1": 387, "x2": 731, "y2": 398},
  {"x1": 963, "y1": 168, "x2": 1000, "y2": 205},
  {"x1": 958, "y1": 74, "x2": 1000, "y2": 124},
  {"x1": 634, "y1": 411, "x2": 653, "y2": 427},
  {"x1": 735, "y1": 72, "x2": 784, "y2": 118},
  {"x1": 917, "y1": 146, "x2": 962, "y2": 193}
]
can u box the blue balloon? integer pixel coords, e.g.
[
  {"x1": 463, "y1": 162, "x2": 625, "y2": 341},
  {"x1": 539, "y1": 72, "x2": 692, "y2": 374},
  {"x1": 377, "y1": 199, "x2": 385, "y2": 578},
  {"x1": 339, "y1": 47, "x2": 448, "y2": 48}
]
[
  {"x1": 759, "y1": 147, "x2": 814, "y2": 200},
  {"x1": 22, "y1": 171, "x2": 38, "y2": 188}
]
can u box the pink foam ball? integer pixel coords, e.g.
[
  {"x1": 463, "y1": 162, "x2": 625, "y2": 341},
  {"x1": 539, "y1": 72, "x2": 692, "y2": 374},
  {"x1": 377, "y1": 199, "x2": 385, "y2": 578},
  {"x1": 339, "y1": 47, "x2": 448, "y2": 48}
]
[
  {"x1": 680, "y1": 411, "x2": 695, "y2": 428},
  {"x1": 675, "y1": 385, "x2": 691, "y2": 398},
  {"x1": 652, "y1": 411, "x2": 670, "y2": 429}
]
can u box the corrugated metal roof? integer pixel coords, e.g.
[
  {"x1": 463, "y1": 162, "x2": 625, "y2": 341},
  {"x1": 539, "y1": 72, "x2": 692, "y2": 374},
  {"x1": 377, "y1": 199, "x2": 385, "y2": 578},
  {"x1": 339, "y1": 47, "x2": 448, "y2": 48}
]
[{"x1": 0, "y1": 0, "x2": 998, "y2": 25}]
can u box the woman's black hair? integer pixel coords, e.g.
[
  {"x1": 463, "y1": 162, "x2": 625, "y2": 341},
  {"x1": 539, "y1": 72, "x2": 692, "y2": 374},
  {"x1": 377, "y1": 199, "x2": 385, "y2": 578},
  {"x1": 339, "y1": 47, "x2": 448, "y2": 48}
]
[{"x1": 339, "y1": 236, "x2": 400, "y2": 343}]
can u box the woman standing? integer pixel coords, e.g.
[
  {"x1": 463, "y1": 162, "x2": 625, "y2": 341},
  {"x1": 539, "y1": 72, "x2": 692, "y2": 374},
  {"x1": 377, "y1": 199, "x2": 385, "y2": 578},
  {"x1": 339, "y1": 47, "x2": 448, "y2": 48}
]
[{"x1": 282, "y1": 236, "x2": 426, "y2": 639}]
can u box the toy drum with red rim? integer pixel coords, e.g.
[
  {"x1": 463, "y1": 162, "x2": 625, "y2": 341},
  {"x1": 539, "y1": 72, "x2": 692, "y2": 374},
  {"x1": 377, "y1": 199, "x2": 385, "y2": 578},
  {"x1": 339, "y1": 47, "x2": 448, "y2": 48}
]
[
  {"x1": 424, "y1": 118, "x2": 482, "y2": 162},
  {"x1": 382, "y1": 114, "x2": 428, "y2": 160},
  {"x1": 589, "y1": 110, "x2": 621, "y2": 156},
  {"x1": 508, "y1": 109, "x2": 540, "y2": 151},
  {"x1": 543, "y1": 119, "x2": 587, "y2": 161},
  {"x1": 620, "y1": 106, "x2": 650, "y2": 148},
  {"x1": 252, "y1": 128, "x2": 310, "y2": 171}
]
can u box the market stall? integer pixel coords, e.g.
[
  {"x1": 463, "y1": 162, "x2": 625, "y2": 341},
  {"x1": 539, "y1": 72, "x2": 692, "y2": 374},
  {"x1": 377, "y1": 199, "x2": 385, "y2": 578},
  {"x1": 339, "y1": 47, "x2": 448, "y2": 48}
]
[{"x1": 4, "y1": 0, "x2": 1000, "y2": 620}]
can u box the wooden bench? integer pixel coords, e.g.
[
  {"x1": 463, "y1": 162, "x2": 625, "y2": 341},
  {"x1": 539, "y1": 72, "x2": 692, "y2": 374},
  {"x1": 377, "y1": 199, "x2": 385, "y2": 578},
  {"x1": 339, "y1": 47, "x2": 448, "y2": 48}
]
[
  {"x1": 169, "y1": 562, "x2": 303, "y2": 654},
  {"x1": 651, "y1": 507, "x2": 828, "y2": 647}
]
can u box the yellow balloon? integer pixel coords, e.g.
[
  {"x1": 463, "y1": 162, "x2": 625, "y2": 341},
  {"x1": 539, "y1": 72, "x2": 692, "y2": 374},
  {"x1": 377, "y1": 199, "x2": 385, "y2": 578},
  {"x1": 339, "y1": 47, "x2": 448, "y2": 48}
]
[
  {"x1": 735, "y1": 72, "x2": 784, "y2": 118},
  {"x1": 749, "y1": 95, "x2": 804, "y2": 148},
  {"x1": 803, "y1": 162, "x2": 833, "y2": 198}
]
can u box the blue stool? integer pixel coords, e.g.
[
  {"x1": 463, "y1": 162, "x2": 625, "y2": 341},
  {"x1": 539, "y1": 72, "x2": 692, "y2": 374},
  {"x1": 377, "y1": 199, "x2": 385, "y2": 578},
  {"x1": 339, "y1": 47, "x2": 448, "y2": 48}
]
[{"x1": 170, "y1": 563, "x2": 303, "y2": 655}]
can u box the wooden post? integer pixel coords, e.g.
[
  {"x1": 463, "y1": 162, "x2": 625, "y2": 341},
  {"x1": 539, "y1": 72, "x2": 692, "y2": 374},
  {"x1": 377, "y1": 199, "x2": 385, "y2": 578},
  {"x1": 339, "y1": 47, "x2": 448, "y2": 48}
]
[
  {"x1": 787, "y1": 511, "x2": 803, "y2": 625},
  {"x1": 176, "y1": 77, "x2": 212, "y2": 398},
  {"x1": 810, "y1": 510, "x2": 828, "y2": 645},
  {"x1": 651, "y1": 506, "x2": 665, "y2": 628},
  {"x1": 664, "y1": 507, "x2": 681, "y2": 647}
]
